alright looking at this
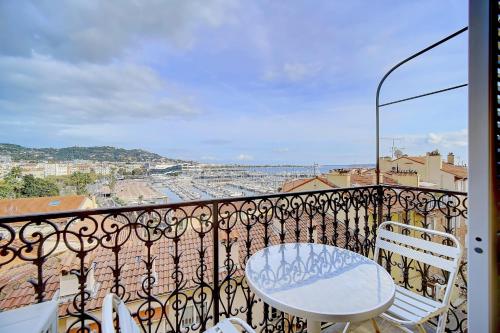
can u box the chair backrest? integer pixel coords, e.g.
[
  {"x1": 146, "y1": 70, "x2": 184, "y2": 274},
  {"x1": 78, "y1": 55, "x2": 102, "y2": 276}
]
[
  {"x1": 102, "y1": 293, "x2": 141, "y2": 333},
  {"x1": 374, "y1": 221, "x2": 462, "y2": 307}
]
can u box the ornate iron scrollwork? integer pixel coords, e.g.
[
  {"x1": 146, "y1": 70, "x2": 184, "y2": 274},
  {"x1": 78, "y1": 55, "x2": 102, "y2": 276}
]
[{"x1": 0, "y1": 185, "x2": 467, "y2": 333}]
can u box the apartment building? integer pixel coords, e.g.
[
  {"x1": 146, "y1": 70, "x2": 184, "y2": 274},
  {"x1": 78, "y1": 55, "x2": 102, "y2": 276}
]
[
  {"x1": 379, "y1": 151, "x2": 468, "y2": 191},
  {"x1": 0, "y1": 161, "x2": 116, "y2": 179},
  {"x1": 279, "y1": 168, "x2": 419, "y2": 193}
]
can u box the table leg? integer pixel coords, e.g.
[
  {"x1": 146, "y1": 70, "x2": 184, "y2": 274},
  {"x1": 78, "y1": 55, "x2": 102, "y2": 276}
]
[
  {"x1": 307, "y1": 320, "x2": 321, "y2": 333},
  {"x1": 371, "y1": 319, "x2": 381, "y2": 333}
]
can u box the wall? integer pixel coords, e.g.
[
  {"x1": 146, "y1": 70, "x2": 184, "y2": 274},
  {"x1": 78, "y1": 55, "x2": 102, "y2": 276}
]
[{"x1": 324, "y1": 173, "x2": 350, "y2": 188}]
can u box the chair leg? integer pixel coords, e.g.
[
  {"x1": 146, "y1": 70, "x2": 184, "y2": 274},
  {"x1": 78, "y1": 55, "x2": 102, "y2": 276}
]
[
  {"x1": 342, "y1": 322, "x2": 351, "y2": 333},
  {"x1": 416, "y1": 324, "x2": 427, "y2": 333},
  {"x1": 435, "y1": 313, "x2": 447, "y2": 333},
  {"x1": 370, "y1": 319, "x2": 381, "y2": 333}
]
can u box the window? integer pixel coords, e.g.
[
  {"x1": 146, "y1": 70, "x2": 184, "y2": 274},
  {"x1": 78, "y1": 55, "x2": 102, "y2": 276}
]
[{"x1": 182, "y1": 304, "x2": 201, "y2": 328}]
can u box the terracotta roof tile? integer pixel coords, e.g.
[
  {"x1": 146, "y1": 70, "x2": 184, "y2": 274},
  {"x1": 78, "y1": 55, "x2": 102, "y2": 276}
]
[
  {"x1": 281, "y1": 176, "x2": 337, "y2": 193},
  {"x1": 441, "y1": 163, "x2": 468, "y2": 179},
  {"x1": 381, "y1": 175, "x2": 399, "y2": 185},
  {"x1": 392, "y1": 156, "x2": 426, "y2": 164},
  {"x1": 0, "y1": 195, "x2": 90, "y2": 217},
  {"x1": 280, "y1": 178, "x2": 312, "y2": 192},
  {"x1": 0, "y1": 212, "x2": 357, "y2": 316},
  {"x1": 351, "y1": 174, "x2": 375, "y2": 186}
]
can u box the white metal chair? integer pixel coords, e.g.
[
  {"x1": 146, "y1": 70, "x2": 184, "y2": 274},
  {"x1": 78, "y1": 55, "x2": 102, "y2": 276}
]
[
  {"x1": 204, "y1": 317, "x2": 256, "y2": 333},
  {"x1": 102, "y1": 293, "x2": 141, "y2": 333},
  {"x1": 373, "y1": 221, "x2": 462, "y2": 333}
]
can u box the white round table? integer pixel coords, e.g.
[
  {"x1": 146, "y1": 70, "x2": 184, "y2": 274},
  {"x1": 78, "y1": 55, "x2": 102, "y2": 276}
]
[{"x1": 244, "y1": 243, "x2": 395, "y2": 333}]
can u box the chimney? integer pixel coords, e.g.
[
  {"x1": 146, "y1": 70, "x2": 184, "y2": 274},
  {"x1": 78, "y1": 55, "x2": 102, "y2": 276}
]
[
  {"x1": 325, "y1": 169, "x2": 351, "y2": 187},
  {"x1": 447, "y1": 152, "x2": 455, "y2": 165},
  {"x1": 426, "y1": 151, "x2": 442, "y2": 169},
  {"x1": 426, "y1": 150, "x2": 443, "y2": 185}
]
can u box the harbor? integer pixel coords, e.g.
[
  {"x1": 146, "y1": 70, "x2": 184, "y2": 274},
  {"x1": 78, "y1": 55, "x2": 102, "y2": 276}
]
[
  {"x1": 91, "y1": 164, "x2": 373, "y2": 206},
  {"x1": 151, "y1": 164, "x2": 368, "y2": 203}
]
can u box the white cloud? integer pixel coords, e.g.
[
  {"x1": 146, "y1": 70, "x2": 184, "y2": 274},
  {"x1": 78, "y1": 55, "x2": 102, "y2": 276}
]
[
  {"x1": 0, "y1": 1, "x2": 468, "y2": 164},
  {"x1": 0, "y1": 1, "x2": 239, "y2": 141},
  {"x1": 0, "y1": 54, "x2": 199, "y2": 124},
  {"x1": 0, "y1": 0, "x2": 238, "y2": 62},
  {"x1": 273, "y1": 147, "x2": 290, "y2": 153},
  {"x1": 426, "y1": 129, "x2": 467, "y2": 148},
  {"x1": 382, "y1": 129, "x2": 468, "y2": 160},
  {"x1": 236, "y1": 153, "x2": 253, "y2": 161}
]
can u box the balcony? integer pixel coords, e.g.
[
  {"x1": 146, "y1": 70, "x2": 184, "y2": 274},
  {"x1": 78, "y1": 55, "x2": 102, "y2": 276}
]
[{"x1": 0, "y1": 184, "x2": 467, "y2": 333}]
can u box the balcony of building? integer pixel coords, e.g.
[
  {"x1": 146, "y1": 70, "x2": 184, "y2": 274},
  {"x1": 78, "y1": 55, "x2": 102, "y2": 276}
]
[{"x1": 0, "y1": 184, "x2": 468, "y2": 333}]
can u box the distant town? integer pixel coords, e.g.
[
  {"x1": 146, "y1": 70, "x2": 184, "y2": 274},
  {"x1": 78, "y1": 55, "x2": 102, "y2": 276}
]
[{"x1": 0, "y1": 144, "x2": 467, "y2": 215}]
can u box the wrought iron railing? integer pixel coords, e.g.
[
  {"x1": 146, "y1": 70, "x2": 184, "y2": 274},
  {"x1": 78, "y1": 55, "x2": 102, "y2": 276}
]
[{"x1": 0, "y1": 185, "x2": 467, "y2": 333}]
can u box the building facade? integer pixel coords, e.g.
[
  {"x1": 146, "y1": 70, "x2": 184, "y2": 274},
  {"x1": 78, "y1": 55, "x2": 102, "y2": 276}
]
[{"x1": 379, "y1": 151, "x2": 467, "y2": 191}]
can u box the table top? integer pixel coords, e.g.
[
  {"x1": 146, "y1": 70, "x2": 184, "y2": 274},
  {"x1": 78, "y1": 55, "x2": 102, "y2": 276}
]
[{"x1": 245, "y1": 243, "x2": 396, "y2": 323}]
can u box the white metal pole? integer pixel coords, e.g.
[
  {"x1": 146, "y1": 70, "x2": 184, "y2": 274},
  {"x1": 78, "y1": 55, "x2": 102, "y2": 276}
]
[{"x1": 468, "y1": 1, "x2": 496, "y2": 332}]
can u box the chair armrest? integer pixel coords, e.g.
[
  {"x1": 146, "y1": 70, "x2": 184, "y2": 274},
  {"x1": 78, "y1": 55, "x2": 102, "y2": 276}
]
[
  {"x1": 102, "y1": 293, "x2": 121, "y2": 333},
  {"x1": 228, "y1": 317, "x2": 255, "y2": 333}
]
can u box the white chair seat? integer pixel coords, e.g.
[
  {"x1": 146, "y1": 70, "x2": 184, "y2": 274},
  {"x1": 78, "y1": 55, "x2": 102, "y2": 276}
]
[{"x1": 382, "y1": 286, "x2": 444, "y2": 324}]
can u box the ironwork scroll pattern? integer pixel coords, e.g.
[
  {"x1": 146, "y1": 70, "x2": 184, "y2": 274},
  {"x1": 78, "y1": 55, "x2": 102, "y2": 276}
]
[
  {"x1": 380, "y1": 186, "x2": 467, "y2": 333},
  {"x1": 0, "y1": 185, "x2": 467, "y2": 333}
]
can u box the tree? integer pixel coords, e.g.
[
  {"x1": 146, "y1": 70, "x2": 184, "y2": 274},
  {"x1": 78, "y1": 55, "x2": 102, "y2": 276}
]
[
  {"x1": 108, "y1": 168, "x2": 117, "y2": 194},
  {"x1": 1, "y1": 168, "x2": 60, "y2": 198},
  {"x1": 20, "y1": 175, "x2": 59, "y2": 197},
  {"x1": 131, "y1": 167, "x2": 146, "y2": 176},
  {"x1": 69, "y1": 172, "x2": 95, "y2": 195},
  {"x1": 4, "y1": 166, "x2": 23, "y2": 197},
  {"x1": 5, "y1": 166, "x2": 22, "y2": 180},
  {"x1": 0, "y1": 181, "x2": 15, "y2": 198}
]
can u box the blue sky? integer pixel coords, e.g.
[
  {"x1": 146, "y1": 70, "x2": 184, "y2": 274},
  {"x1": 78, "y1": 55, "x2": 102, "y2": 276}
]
[{"x1": 0, "y1": 0, "x2": 468, "y2": 165}]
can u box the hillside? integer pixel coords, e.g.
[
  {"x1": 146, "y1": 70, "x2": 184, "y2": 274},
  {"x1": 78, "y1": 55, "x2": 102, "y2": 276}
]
[{"x1": 0, "y1": 144, "x2": 185, "y2": 163}]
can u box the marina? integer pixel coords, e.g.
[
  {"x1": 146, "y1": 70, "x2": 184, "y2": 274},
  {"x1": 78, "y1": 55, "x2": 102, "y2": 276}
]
[
  {"x1": 151, "y1": 164, "x2": 370, "y2": 203},
  {"x1": 90, "y1": 164, "x2": 373, "y2": 205}
]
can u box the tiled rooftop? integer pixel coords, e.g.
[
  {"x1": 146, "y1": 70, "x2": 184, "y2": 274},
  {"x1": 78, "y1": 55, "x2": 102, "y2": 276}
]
[{"x1": 0, "y1": 213, "x2": 353, "y2": 317}]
